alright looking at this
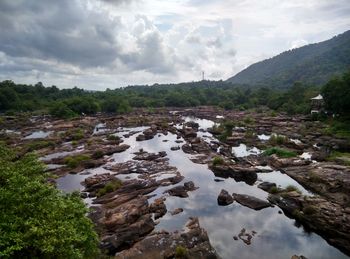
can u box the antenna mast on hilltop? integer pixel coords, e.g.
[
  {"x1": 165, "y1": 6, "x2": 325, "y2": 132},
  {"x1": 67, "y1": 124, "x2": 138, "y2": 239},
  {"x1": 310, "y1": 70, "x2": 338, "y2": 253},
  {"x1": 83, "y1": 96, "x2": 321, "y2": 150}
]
[{"x1": 202, "y1": 71, "x2": 205, "y2": 81}]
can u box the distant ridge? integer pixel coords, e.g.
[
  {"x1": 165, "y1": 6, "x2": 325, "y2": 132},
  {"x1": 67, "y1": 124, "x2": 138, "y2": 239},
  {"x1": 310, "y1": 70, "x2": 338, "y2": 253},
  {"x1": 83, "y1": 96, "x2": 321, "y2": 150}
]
[{"x1": 226, "y1": 30, "x2": 350, "y2": 88}]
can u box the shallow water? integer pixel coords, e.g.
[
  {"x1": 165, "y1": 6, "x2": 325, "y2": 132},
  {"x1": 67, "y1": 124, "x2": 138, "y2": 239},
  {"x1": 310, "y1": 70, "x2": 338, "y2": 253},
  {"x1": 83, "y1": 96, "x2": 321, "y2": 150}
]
[{"x1": 57, "y1": 117, "x2": 348, "y2": 259}]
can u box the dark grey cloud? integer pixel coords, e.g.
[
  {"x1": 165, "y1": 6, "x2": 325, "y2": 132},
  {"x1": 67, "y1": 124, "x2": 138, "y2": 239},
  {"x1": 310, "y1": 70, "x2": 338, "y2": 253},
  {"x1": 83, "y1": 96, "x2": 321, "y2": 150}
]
[{"x1": 0, "y1": 0, "x2": 121, "y2": 68}]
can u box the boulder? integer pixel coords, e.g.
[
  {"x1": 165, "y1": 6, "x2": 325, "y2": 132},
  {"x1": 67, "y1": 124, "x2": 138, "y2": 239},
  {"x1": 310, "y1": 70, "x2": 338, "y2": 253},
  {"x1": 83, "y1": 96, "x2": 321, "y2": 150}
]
[
  {"x1": 217, "y1": 189, "x2": 233, "y2": 206},
  {"x1": 233, "y1": 193, "x2": 271, "y2": 210}
]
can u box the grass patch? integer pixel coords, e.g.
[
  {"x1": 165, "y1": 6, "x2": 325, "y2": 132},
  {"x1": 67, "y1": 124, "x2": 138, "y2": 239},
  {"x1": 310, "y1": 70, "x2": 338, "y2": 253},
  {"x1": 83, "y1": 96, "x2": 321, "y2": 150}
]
[
  {"x1": 96, "y1": 179, "x2": 122, "y2": 197},
  {"x1": 327, "y1": 151, "x2": 350, "y2": 166},
  {"x1": 268, "y1": 134, "x2": 288, "y2": 145},
  {"x1": 269, "y1": 186, "x2": 279, "y2": 194},
  {"x1": 285, "y1": 185, "x2": 300, "y2": 193},
  {"x1": 212, "y1": 156, "x2": 225, "y2": 166},
  {"x1": 263, "y1": 147, "x2": 297, "y2": 158},
  {"x1": 26, "y1": 140, "x2": 55, "y2": 151},
  {"x1": 64, "y1": 154, "x2": 90, "y2": 168},
  {"x1": 309, "y1": 172, "x2": 324, "y2": 183},
  {"x1": 92, "y1": 150, "x2": 104, "y2": 159},
  {"x1": 107, "y1": 134, "x2": 120, "y2": 141}
]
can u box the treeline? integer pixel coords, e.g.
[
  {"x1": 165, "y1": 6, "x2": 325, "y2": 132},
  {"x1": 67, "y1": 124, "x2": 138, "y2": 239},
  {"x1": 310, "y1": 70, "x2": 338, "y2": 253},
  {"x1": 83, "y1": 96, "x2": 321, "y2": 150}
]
[{"x1": 0, "y1": 70, "x2": 349, "y2": 118}]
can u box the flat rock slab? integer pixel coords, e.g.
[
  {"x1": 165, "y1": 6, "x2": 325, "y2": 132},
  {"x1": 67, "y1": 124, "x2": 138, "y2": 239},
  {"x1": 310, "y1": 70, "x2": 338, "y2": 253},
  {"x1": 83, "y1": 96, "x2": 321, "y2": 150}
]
[{"x1": 233, "y1": 193, "x2": 271, "y2": 210}]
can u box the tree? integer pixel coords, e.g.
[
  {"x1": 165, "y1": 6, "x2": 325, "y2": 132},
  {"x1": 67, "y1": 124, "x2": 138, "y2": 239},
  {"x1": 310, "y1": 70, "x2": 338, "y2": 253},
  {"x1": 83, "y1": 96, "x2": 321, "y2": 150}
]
[
  {"x1": 322, "y1": 71, "x2": 350, "y2": 115},
  {"x1": 0, "y1": 144, "x2": 98, "y2": 258}
]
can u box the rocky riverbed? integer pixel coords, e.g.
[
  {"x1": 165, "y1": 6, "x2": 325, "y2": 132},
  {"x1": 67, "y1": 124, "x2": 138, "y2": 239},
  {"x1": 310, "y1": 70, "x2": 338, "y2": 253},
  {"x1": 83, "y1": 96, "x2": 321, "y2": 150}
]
[{"x1": 1, "y1": 107, "x2": 349, "y2": 258}]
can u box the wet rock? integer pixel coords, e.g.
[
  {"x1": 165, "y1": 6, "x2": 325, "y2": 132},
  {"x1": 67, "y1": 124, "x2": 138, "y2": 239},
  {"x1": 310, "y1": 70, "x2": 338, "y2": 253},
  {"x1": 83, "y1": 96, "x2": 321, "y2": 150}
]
[
  {"x1": 217, "y1": 189, "x2": 233, "y2": 206},
  {"x1": 149, "y1": 197, "x2": 167, "y2": 220},
  {"x1": 233, "y1": 193, "x2": 271, "y2": 210},
  {"x1": 258, "y1": 182, "x2": 277, "y2": 192},
  {"x1": 236, "y1": 228, "x2": 257, "y2": 245},
  {"x1": 101, "y1": 213, "x2": 155, "y2": 255},
  {"x1": 170, "y1": 208, "x2": 184, "y2": 215},
  {"x1": 133, "y1": 151, "x2": 167, "y2": 161},
  {"x1": 210, "y1": 164, "x2": 258, "y2": 185},
  {"x1": 164, "y1": 181, "x2": 197, "y2": 198},
  {"x1": 182, "y1": 143, "x2": 194, "y2": 154},
  {"x1": 170, "y1": 146, "x2": 180, "y2": 151},
  {"x1": 114, "y1": 217, "x2": 219, "y2": 259},
  {"x1": 291, "y1": 255, "x2": 308, "y2": 259},
  {"x1": 185, "y1": 121, "x2": 199, "y2": 129},
  {"x1": 269, "y1": 154, "x2": 311, "y2": 169}
]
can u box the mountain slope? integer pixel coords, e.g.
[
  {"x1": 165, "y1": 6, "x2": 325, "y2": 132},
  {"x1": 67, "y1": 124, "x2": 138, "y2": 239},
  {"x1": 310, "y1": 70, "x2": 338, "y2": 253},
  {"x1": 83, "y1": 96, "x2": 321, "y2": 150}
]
[{"x1": 227, "y1": 30, "x2": 350, "y2": 88}]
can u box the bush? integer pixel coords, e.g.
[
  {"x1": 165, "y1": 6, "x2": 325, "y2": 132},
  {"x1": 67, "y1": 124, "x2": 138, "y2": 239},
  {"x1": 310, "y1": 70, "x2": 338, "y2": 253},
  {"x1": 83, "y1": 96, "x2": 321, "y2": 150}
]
[
  {"x1": 49, "y1": 102, "x2": 76, "y2": 119},
  {"x1": 212, "y1": 156, "x2": 225, "y2": 166},
  {"x1": 0, "y1": 144, "x2": 98, "y2": 258},
  {"x1": 96, "y1": 180, "x2": 122, "y2": 197},
  {"x1": 263, "y1": 147, "x2": 297, "y2": 158},
  {"x1": 269, "y1": 186, "x2": 279, "y2": 194},
  {"x1": 64, "y1": 154, "x2": 90, "y2": 168}
]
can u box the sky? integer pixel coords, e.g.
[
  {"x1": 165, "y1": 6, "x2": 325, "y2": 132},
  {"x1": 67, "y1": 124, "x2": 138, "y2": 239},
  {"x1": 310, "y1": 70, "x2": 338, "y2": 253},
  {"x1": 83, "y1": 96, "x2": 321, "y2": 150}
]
[{"x1": 0, "y1": 0, "x2": 349, "y2": 90}]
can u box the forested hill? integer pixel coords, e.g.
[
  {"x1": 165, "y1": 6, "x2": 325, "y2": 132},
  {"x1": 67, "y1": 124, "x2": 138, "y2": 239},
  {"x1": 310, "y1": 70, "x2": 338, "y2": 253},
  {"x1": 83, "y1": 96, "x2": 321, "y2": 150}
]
[{"x1": 227, "y1": 30, "x2": 350, "y2": 88}]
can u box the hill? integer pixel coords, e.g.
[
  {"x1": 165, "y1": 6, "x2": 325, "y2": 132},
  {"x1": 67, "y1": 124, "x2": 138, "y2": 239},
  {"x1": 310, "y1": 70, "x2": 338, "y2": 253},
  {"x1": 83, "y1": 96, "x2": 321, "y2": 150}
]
[{"x1": 227, "y1": 30, "x2": 350, "y2": 88}]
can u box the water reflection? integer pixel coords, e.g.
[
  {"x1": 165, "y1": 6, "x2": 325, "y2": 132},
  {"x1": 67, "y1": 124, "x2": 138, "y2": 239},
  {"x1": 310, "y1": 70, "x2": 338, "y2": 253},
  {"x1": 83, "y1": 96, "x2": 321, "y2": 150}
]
[{"x1": 56, "y1": 117, "x2": 348, "y2": 259}]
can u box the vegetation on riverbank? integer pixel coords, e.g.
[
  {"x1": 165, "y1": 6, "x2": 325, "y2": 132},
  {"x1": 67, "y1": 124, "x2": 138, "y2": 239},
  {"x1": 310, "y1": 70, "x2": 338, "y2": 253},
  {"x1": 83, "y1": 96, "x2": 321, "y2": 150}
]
[{"x1": 0, "y1": 144, "x2": 98, "y2": 258}]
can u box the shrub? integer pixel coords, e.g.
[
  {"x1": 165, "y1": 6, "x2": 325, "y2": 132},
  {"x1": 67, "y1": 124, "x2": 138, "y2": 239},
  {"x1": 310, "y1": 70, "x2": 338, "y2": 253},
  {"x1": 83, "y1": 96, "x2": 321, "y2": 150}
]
[
  {"x1": 0, "y1": 144, "x2": 98, "y2": 258},
  {"x1": 175, "y1": 245, "x2": 187, "y2": 258},
  {"x1": 107, "y1": 134, "x2": 120, "y2": 141},
  {"x1": 64, "y1": 154, "x2": 90, "y2": 168},
  {"x1": 212, "y1": 156, "x2": 225, "y2": 166},
  {"x1": 96, "y1": 179, "x2": 122, "y2": 197},
  {"x1": 263, "y1": 147, "x2": 297, "y2": 158}
]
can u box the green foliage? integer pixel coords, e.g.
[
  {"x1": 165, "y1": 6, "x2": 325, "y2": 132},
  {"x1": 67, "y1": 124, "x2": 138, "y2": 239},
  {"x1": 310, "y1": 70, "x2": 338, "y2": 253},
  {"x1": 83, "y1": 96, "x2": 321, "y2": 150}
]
[
  {"x1": 107, "y1": 134, "x2": 120, "y2": 141},
  {"x1": 0, "y1": 144, "x2": 98, "y2": 258},
  {"x1": 327, "y1": 151, "x2": 350, "y2": 166},
  {"x1": 64, "y1": 154, "x2": 90, "y2": 168},
  {"x1": 49, "y1": 102, "x2": 76, "y2": 119},
  {"x1": 212, "y1": 156, "x2": 225, "y2": 166},
  {"x1": 96, "y1": 180, "x2": 122, "y2": 197},
  {"x1": 263, "y1": 147, "x2": 297, "y2": 158},
  {"x1": 175, "y1": 245, "x2": 188, "y2": 258}
]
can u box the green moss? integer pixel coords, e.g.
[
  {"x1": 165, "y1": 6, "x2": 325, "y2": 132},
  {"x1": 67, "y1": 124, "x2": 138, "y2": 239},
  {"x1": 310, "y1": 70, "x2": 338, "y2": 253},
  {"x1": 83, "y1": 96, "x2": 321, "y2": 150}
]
[
  {"x1": 263, "y1": 147, "x2": 297, "y2": 158},
  {"x1": 64, "y1": 154, "x2": 90, "y2": 168},
  {"x1": 96, "y1": 179, "x2": 122, "y2": 197},
  {"x1": 327, "y1": 151, "x2": 350, "y2": 166},
  {"x1": 212, "y1": 156, "x2": 225, "y2": 166}
]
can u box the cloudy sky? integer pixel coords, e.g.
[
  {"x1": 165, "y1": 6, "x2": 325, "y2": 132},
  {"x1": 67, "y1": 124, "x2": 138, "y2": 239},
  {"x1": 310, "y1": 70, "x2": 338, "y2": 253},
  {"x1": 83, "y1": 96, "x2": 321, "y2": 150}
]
[{"x1": 0, "y1": 0, "x2": 349, "y2": 90}]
